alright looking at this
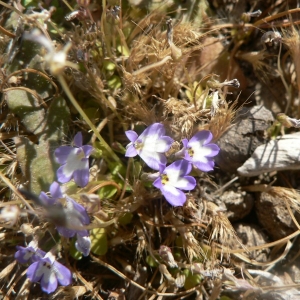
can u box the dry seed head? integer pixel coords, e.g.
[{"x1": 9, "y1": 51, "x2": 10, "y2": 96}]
[
  {"x1": 203, "y1": 100, "x2": 237, "y2": 141},
  {"x1": 236, "y1": 51, "x2": 274, "y2": 81},
  {"x1": 206, "y1": 202, "x2": 245, "y2": 252}
]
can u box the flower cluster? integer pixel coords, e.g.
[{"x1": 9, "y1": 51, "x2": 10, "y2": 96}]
[
  {"x1": 125, "y1": 124, "x2": 219, "y2": 206},
  {"x1": 15, "y1": 132, "x2": 93, "y2": 293},
  {"x1": 15, "y1": 241, "x2": 72, "y2": 294}
]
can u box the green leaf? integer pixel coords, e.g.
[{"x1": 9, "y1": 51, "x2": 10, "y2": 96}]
[
  {"x1": 12, "y1": 96, "x2": 70, "y2": 194},
  {"x1": 98, "y1": 183, "x2": 118, "y2": 199},
  {"x1": 91, "y1": 228, "x2": 108, "y2": 256},
  {"x1": 146, "y1": 255, "x2": 159, "y2": 267},
  {"x1": 118, "y1": 212, "x2": 133, "y2": 225},
  {"x1": 183, "y1": 270, "x2": 202, "y2": 290}
]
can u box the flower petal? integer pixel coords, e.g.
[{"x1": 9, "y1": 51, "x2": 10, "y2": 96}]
[
  {"x1": 15, "y1": 246, "x2": 35, "y2": 263},
  {"x1": 40, "y1": 265, "x2": 58, "y2": 294},
  {"x1": 139, "y1": 123, "x2": 165, "y2": 142},
  {"x1": 194, "y1": 159, "x2": 215, "y2": 172},
  {"x1": 76, "y1": 234, "x2": 91, "y2": 256},
  {"x1": 125, "y1": 130, "x2": 138, "y2": 143},
  {"x1": 188, "y1": 130, "x2": 213, "y2": 147},
  {"x1": 56, "y1": 226, "x2": 76, "y2": 238},
  {"x1": 82, "y1": 145, "x2": 93, "y2": 157},
  {"x1": 166, "y1": 160, "x2": 192, "y2": 177},
  {"x1": 27, "y1": 261, "x2": 43, "y2": 282},
  {"x1": 73, "y1": 161, "x2": 90, "y2": 187},
  {"x1": 53, "y1": 261, "x2": 72, "y2": 286},
  {"x1": 139, "y1": 150, "x2": 167, "y2": 170},
  {"x1": 160, "y1": 184, "x2": 187, "y2": 206},
  {"x1": 56, "y1": 165, "x2": 73, "y2": 183},
  {"x1": 153, "y1": 177, "x2": 163, "y2": 190},
  {"x1": 66, "y1": 197, "x2": 90, "y2": 225},
  {"x1": 154, "y1": 136, "x2": 173, "y2": 152},
  {"x1": 125, "y1": 144, "x2": 138, "y2": 157},
  {"x1": 54, "y1": 146, "x2": 73, "y2": 164},
  {"x1": 49, "y1": 181, "x2": 63, "y2": 199},
  {"x1": 73, "y1": 132, "x2": 83, "y2": 147}
]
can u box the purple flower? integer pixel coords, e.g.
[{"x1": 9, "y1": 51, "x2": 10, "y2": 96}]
[
  {"x1": 54, "y1": 132, "x2": 93, "y2": 187},
  {"x1": 39, "y1": 182, "x2": 91, "y2": 256},
  {"x1": 27, "y1": 252, "x2": 72, "y2": 294},
  {"x1": 39, "y1": 181, "x2": 62, "y2": 206},
  {"x1": 176, "y1": 131, "x2": 220, "y2": 172},
  {"x1": 153, "y1": 160, "x2": 196, "y2": 206},
  {"x1": 56, "y1": 196, "x2": 91, "y2": 256},
  {"x1": 125, "y1": 123, "x2": 173, "y2": 170},
  {"x1": 15, "y1": 241, "x2": 46, "y2": 264}
]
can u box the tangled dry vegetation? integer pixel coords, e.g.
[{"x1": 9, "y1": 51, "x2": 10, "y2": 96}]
[{"x1": 1, "y1": 0, "x2": 300, "y2": 299}]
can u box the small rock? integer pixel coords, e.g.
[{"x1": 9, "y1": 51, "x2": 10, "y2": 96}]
[
  {"x1": 238, "y1": 132, "x2": 300, "y2": 177},
  {"x1": 219, "y1": 190, "x2": 254, "y2": 221},
  {"x1": 215, "y1": 105, "x2": 274, "y2": 173},
  {"x1": 255, "y1": 192, "x2": 297, "y2": 240},
  {"x1": 234, "y1": 223, "x2": 270, "y2": 262}
]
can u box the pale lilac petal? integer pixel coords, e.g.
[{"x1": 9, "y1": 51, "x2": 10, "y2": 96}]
[
  {"x1": 27, "y1": 261, "x2": 42, "y2": 282},
  {"x1": 154, "y1": 136, "x2": 173, "y2": 152},
  {"x1": 194, "y1": 159, "x2": 215, "y2": 172},
  {"x1": 153, "y1": 177, "x2": 163, "y2": 190},
  {"x1": 49, "y1": 182, "x2": 63, "y2": 199},
  {"x1": 32, "y1": 249, "x2": 46, "y2": 262},
  {"x1": 182, "y1": 139, "x2": 188, "y2": 148},
  {"x1": 73, "y1": 132, "x2": 83, "y2": 147},
  {"x1": 39, "y1": 192, "x2": 54, "y2": 206},
  {"x1": 188, "y1": 130, "x2": 213, "y2": 147},
  {"x1": 81, "y1": 145, "x2": 93, "y2": 157},
  {"x1": 139, "y1": 150, "x2": 167, "y2": 170},
  {"x1": 54, "y1": 146, "x2": 73, "y2": 164},
  {"x1": 73, "y1": 161, "x2": 89, "y2": 187},
  {"x1": 139, "y1": 123, "x2": 165, "y2": 141},
  {"x1": 57, "y1": 165, "x2": 73, "y2": 183},
  {"x1": 66, "y1": 197, "x2": 90, "y2": 225},
  {"x1": 15, "y1": 246, "x2": 35, "y2": 263},
  {"x1": 203, "y1": 144, "x2": 220, "y2": 157},
  {"x1": 54, "y1": 261, "x2": 72, "y2": 286},
  {"x1": 125, "y1": 145, "x2": 138, "y2": 157},
  {"x1": 76, "y1": 234, "x2": 91, "y2": 256},
  {"x1": 64, "y1": 148, "x2": 85, "y2": 175},
  {"x1": 56, "y1": 226, "x2": 76, "y2": 238},
  {"x1": 167, "y1": 160, "x2": 192, "y2": 176},
  {"x1": 125, "y1": 130, "x2": 138, "y2": 142},
  {"x1": 41, "y1": 266, "x2": 58, "y2": 294},
  {"x1": 160, "y1": 184, "x2": 187, "y2": 206}
]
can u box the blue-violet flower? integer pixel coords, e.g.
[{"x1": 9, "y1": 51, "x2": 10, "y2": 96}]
[
  {"x1": 39, "y1": 182, "x2": 91, "y2": 256},
  {"x1": 176, "y1": 130, "x2": 220, "y2": 172},
  {"x1": 27, "y1": 252, "x2": 72, "y2": 294},
  {"x1": 125, "y1": 123, "x2": 173, "y2": 170},
  {"x1": 153, "y1": 160, "x2": 196, "y2": 206},
  {"x1": 54, "y1": 132, "x2": 93, "y2": 187}
]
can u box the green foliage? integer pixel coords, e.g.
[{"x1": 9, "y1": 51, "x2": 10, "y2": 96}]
[
  {"x1": 7, "y1": 91, "x2": 70, "y2": 194},
  {"x1": 90, "y1": 228, "x2": 108, "y2": 256},
  {"x1": 182, "y1": 269, "x2": 202, "y2": 290}
]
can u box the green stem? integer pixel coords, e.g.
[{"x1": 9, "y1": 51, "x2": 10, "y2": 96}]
[{"x1": 58, "y1": 75, "x2": 122, "y2": 165}]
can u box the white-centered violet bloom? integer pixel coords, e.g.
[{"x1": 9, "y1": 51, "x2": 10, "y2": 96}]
[
  {"x1": 39, "y1": 182, "x2": 91, "y2": 256},
  {"x1": 54, "y1": 132, "x2": 93, "y2": 187},
  {"x1": 125, "y1": 123, "x2": 173, "y2": 170},
  {"x1": 27, "y1": 252, "x2": 72, "y2": 294},
  {"x1": 15, "y1": 241, "x2": 46, "y2": 264},
  {"x1": 176, "y1": 130, "x2": 220, "y2": 172},
  {"x1": 153, "y1": 160, "x2": 196, "y2": 206}
]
